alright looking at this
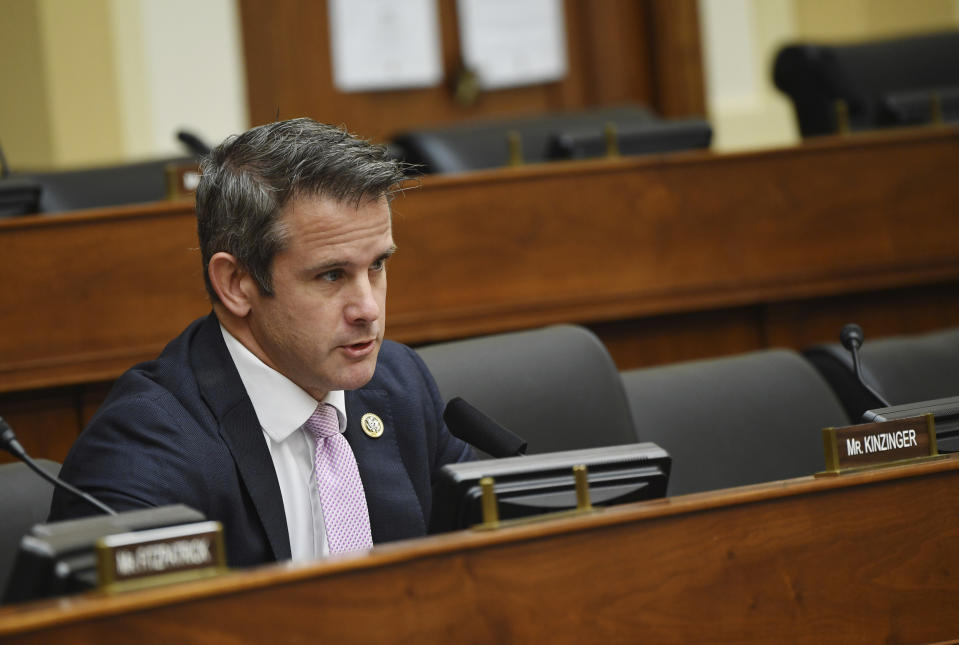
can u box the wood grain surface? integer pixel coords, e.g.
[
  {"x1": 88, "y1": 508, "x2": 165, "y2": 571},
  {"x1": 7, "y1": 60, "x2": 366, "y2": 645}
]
[{"x1": 2, "y1": 456, "x2": 958, "y2": 643}]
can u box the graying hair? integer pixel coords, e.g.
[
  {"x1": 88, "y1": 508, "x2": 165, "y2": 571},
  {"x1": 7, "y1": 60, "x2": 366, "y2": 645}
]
[{"x1": 195, "y1": 118, "x2": 408, "y2": 302}]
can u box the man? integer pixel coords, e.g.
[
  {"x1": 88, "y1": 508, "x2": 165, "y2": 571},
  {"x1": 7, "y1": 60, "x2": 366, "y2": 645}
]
[{"x1": 49, "y1": 118, "x2": 473, "y2": 567}]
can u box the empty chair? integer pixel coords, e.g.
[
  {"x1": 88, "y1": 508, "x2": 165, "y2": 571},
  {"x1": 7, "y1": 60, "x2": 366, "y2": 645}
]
[
  {"x1": 773, "y1": 30, "x2": 959, "y2": 136},
  {"x1": 391, "y1": 104, "x2": 710, "y2": 173},
  {"x1": 548, "y1": 118, "x2": 712, "y2": 161},
  {"x1": 0, "y1": 177, "x2": 41, "y2": 217},
  {"x1": 622, "y1": 350, "x2": 848, "y2": 496},
  {"x1": 0, "y1": 459, "x2": 60, "y2": 601},
  {"x1": 415, "y1": 325, "x2": 638, "y2": 456},
  {"x1": 15, "y1": 156, "x2": 196, "y2": 214},
  {"x1": 804, "y1": 326, "x2": 959, "y2": 423}
]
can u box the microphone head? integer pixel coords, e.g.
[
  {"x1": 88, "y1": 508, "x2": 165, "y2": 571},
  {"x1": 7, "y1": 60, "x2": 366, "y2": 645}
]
[
  {"x1": 840, "y1": 323, "x2": 864, "y2": 351},
  {"x1": 176, "y1": 130, "x2": 211, "y2": 156},
  {"x1": 0, "y1": 415, "x2": 24, "y2": 458},
  {"x1": 443, "y1": 397, "x2": 528, "y2": 458}
]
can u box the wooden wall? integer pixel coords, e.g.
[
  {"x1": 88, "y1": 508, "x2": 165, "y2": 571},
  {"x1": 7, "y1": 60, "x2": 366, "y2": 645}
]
[{"x1": 238, "y1": 0, "x2": 705, "y2": 140}]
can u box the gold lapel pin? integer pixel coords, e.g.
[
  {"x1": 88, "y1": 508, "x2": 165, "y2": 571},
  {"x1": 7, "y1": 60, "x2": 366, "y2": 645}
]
[{"x1": 361, "y1": 413, "x2": 384, "y2": 438}]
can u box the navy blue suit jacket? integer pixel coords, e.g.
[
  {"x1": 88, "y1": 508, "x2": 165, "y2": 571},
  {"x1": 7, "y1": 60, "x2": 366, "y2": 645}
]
[{"x1": 49, "y1": 313, "x2": 472, "y2": 567}]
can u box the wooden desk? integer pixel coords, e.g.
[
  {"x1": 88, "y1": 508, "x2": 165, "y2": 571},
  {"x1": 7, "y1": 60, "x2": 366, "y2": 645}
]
[
  {"x1": 2, "y1": 456, "x2": 959, "y2": 644},
  {"x1": 3, "y1": 128, "x2": 959, "y2": 461}
]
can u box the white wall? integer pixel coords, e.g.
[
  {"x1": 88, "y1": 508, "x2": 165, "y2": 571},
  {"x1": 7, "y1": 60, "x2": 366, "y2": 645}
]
[
  {"x1": 0, "y1": 0, "x2": 249, "y2": 168},
  {"x1": 111, "y1": 0, "x2": 249, "y2": 160},
  {"x1": 699, "y1": 0, "x2": 959, "y2": 153},
  {"x1": 698, "y1": 0, "x2": 798, "y2": 152}
]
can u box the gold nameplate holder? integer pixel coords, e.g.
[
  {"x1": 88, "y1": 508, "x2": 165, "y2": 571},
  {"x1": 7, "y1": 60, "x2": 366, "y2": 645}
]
[
  {"x1": 475, "y1": 464, "x2": 596, "y2": 530},
  {"x1": 96, "y1": 520, "x2": 228, "y2": 594},
  {"x1": 819, "y1": 414, "x2": 946, "y2": 476}
]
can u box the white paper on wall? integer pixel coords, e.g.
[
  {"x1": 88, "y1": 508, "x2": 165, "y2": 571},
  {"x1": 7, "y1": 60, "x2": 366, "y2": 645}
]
[
  {"x1": 456, "y1": 0, "x2": 568, "y2": 90},
  {"x1": 328, "y1": 0, "x2": 443, "y2": 92}
]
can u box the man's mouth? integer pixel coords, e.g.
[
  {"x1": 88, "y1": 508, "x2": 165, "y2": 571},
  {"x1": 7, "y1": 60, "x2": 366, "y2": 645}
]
[{"x1": 340, "y1": 339, "x2": 377, "y2": 357}]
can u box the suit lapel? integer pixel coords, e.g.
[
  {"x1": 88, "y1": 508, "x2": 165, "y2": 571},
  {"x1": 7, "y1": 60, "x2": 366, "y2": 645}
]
[
  {"x1": 191, "y1": 313, "x2": 292, "y2": 561},
  {"x1": 346, "y1": 387, "x2": 426, "y2": 542}
]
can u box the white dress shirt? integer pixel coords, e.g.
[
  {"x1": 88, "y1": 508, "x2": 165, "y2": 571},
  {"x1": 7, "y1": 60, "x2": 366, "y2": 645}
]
[{"x1": 220, "y1": 324, "x2": 346, "y2": 561}]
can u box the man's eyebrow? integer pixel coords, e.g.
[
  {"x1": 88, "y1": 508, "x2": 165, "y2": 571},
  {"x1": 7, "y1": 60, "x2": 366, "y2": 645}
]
[
  {"x1": 305, "y1": 245, "x2": 397, "y2": 274},
  {"x1": 380, "y1": 244, "x2": 398, "y2": 259}
]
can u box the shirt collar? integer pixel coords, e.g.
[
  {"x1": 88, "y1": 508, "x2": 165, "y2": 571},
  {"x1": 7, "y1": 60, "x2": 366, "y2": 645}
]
[{"x1": 219, "y1": 323, "x2": 346, "y2": 442}]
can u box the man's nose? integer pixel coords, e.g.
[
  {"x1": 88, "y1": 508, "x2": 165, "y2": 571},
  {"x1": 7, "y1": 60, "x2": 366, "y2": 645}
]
[{"x1": 345, "y1": 275, "x2": 381, "y2": 323}]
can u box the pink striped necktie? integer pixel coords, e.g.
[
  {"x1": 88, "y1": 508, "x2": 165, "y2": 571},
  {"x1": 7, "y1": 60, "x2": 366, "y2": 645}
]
[{"x1": 304, "y1": 403, "x2": 373, "y2": 554}]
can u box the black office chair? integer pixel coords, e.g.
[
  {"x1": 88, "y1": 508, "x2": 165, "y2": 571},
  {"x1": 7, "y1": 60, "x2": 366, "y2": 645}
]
[
  {"x1": 0, "y1": 459, "x2": 60, "y2": 601},
  {"x1": 773, "y1": 30, "x2": 959, "y2": 136},
  {"x1": 622, "y1": 350, "x2": 849, "y2": 496},
  {"x1": 0, "y1": 177, "x2": 41, "y2": 217},
  {"x1": 548, "y1": 118, "x2": 712, "y2": 161},
  {"x1": 391, "y1": 104, "x2": 711, "y2": 173},
  {"x1": 804, "y1": 326, "x2": 959, "y2": 423},
  {"x1": 6, "y1": 130, "x2": 209, "y2": 215},
  {"x1": 415, "y1": 325, "x2": 638, "y2": 456},
  {"x1": 15, "y1": 156, "x2": 196, "y2": 214}
]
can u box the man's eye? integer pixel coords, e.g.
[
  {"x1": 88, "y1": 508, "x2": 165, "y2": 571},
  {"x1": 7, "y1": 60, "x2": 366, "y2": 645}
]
[
  {"x1": 371, "y1": 258, "x2": 387, "y2": 272},
  {"x1": 319, "y1": 270, "x2": 343, "y2": 282}
]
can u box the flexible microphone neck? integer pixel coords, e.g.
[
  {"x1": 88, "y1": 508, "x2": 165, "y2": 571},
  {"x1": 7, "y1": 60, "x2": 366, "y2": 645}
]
[
  {"x1": 1, "y1": 416, "x2": 117, "y2": 516},
  {"x1": 839, "y1": 323, "x2": 892, "y2": 408}
]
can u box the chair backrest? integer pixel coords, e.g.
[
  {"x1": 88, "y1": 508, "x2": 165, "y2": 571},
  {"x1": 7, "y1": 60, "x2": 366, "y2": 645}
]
[
  {"x1": 773, "y1": 30, "x2": 959, "y2": 136},
  {"x1": 804, "y1": 326, "x2": 959, "y2": 423},
  {"x1": 415, "y1": 325, "x2": 638, "y2": 456},
  {"x1": 0, "y1": 459, "x2": 59, "y2": 601},
  {"x1": 391, "y1": 105, "x2": 666, "y2": 173},
  {"x1": 622, "y1": 350, "x2": 849, "y2": 496},
  {"x1": 547, "y1": 118, "x2": 711, "y2": 161},
  {"x1": 16, "y1": 156, "x2": 195, "y2": 213}
]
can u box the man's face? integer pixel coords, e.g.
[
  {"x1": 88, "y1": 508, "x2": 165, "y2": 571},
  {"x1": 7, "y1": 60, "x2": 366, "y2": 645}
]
[{"x1": 244, "y1": 193, "x2": 394, "y2": 400}]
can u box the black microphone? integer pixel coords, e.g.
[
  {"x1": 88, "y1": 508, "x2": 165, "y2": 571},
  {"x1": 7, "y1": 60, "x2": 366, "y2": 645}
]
[
  {"x1": 176, "y1": 130, "x2": 211, "y2": 156},
  {"x1": 839, "y1": 323, "x2": 892, "y2": 408},
  {"x1": 1, "y1": 416, "x2": 117, "y2": 516},
  {"x1": 443, "y1": 397, "x2": 528, "y2": 458}
]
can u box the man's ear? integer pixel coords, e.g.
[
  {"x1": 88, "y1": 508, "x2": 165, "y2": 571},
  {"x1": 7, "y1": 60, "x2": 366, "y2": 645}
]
[{"x1": 208, "y1": 252, "x2": 257, "y2": 317}]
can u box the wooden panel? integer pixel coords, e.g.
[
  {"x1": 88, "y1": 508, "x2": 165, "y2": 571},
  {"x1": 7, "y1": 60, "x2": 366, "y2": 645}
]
[
  {"x1": 646, "y1": 0, "x2": 706, "y2": 116},
  {"x1": 3, "y1": 457, "x2": 959, "y2": 643},
  {"x1": 0, "y1": 387, "x2": 80, "y2": 465},
  {"x1": 600, "y1": 281, "x2": 959, "y2": 372},
  {"x1": 590, "y1": 306, "x2": 766, "y2": 370},
  {"x1": 238, "y1": 0, "x2": 705, "y2": 139},
  {"x1": 1, "y1": 129, "x2": 957, "y2": 388},
  {"x1": 575, "y1": 0, "x2": 653, "y2": 105},
  {"x1": 0, "y1": 382, "x2": 115, "y2": 466},
  {"x1": 763, "y1": 282, "x2": 959, "y2": 350},
  {"x1": 0, "y1": 202, "x2": 210, "y2": 392},
  {"x1": 386, "y1": 127, "x2": 959, "y2": 344}
]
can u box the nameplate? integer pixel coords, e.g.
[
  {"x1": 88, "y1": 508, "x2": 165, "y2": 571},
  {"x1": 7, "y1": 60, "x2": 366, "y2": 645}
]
[
  {"x1": 165, "y1": 162, "x2": 201, "y2": 200},
  {"x1": 96, "y1": 521, "x2": 227, "y2": 593},
  {"x1": 821, "y1": 414, "x2": 940, "y2": 475}
]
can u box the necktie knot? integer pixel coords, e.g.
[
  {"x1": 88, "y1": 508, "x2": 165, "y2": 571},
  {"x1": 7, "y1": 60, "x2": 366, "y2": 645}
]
[{"x1": 305, "y1": 403, "x2": 339, "y2": 440}]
